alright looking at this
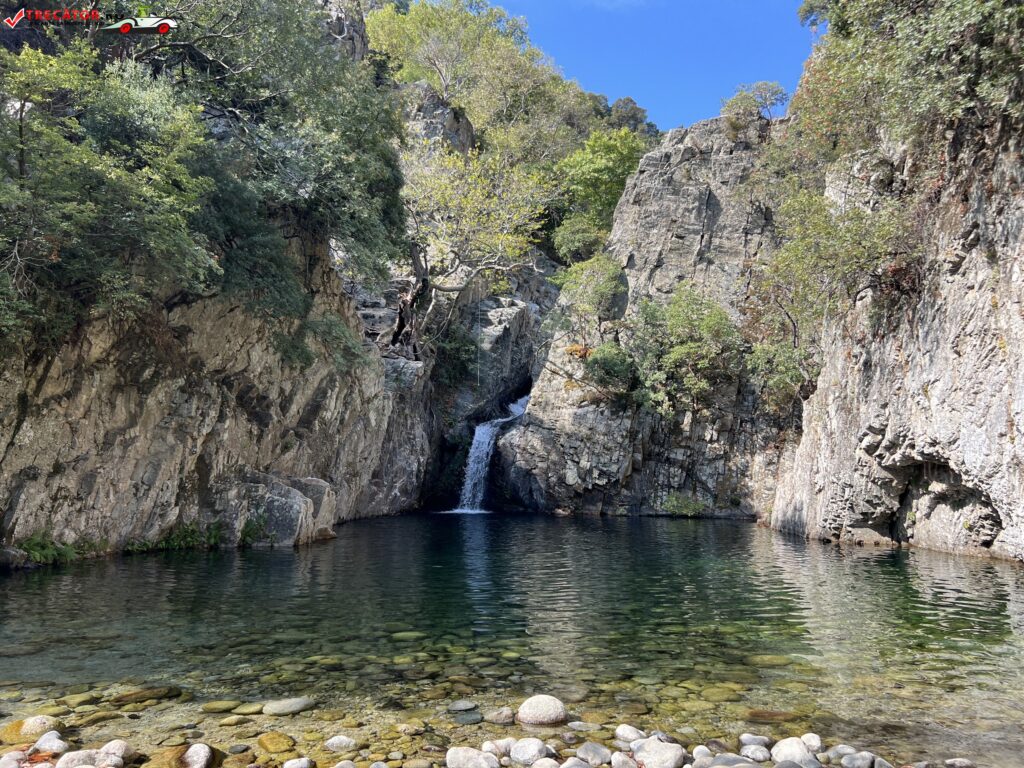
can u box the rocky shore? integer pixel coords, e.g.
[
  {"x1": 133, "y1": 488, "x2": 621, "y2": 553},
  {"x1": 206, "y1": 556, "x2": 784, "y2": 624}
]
[{"x1": 0, "y1": 688, "x2": 981, "y2": 768}]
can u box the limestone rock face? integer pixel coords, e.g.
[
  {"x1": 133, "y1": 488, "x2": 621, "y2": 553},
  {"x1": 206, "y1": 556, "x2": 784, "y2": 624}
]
[
  {"x1": 498, "y1": 117, "x2": 789, "y2": 516},
  {"x1": 401, "y1": 82, "x2": 475, "y2": 154},
  {"x1": 772, "y1": 130, "x2": 1024, "y2": 560},
  {"x1": 0, "y1": 232, "x2": 432, "y2": 552}
]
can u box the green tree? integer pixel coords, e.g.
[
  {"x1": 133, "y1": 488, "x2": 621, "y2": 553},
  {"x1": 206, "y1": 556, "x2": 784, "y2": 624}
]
[
  {"x1": 625, "y1": 285, "x2": 745, "y2": 415},
  {"x1": 555, "y1": 128, "x2": 646, "y2": 224},
  {"x1": 608, "y1": 96, "x2": 660, "y2": 138},
  {"x1": 0, "y1": 43, "x2": 213, "y2": 351},
  {"x1": 402, "y1": 142, "x2": 552, "y2": 290}
]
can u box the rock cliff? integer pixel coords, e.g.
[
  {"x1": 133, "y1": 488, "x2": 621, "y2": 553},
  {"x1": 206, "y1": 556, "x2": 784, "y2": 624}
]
[
  {"x1": 0, "y1": 230, "x2": 429, "y2": 551},
  {"x1": 498, "y1": 118, "x2": 791, "y2": 517},
  {"x1": 772, "y1": 123, "x2": 1024, "y2": 561}
]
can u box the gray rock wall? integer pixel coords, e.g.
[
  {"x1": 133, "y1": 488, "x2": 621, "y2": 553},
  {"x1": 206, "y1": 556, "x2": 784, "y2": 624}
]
[
  {"x1": 772, "y1": 127, "x2": 1024, "y2": 560},
  {"x1": 498, "y1": 118, "x2": 791, "y2": 516},
  {"x1": 0, "y1": 233, "x2": 431, "y2": 551}
]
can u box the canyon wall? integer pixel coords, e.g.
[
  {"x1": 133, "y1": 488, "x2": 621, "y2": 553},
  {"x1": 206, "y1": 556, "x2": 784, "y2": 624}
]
[
  {"x1": 772, "y1": 125, "x2": 1024, "y2": 561},
  {"x1": 497, "y1": 118, "x2": 792, "y2": 517}
]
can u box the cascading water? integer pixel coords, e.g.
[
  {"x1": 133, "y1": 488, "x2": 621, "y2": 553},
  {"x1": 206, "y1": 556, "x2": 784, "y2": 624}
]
[{"x1": 455, "y1": 395, "x2": 530, "y2": 512}]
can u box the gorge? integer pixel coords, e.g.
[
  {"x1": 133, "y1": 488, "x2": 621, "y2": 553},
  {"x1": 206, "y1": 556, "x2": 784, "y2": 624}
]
[{"x1": 2, "y1": 2, "x2": 1024, "y2": 768}]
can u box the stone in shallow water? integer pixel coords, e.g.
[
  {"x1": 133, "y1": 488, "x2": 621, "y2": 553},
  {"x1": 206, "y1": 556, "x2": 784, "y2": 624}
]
[
  {"x1": 509, "y1": 739, "x2": 548, "y2": 766},
  {"x1": 743, "y1": 655, "x2": 793, "y2": 668},
  {"x1": 110, "y1": 687, "x2": 180, "y2": 705},
  {"x1": 632, "y1": 738, "x2": 686, "y2": 768},
  {"x1": 258, "y1": 732, "x2": 296, "y2": 753},
  {"x1": 232, "y1": 703, "x2": 265, "y2": 715},
  {"x1": 709, "y1": 757, "x2": 756, "y2": 767},
  {"x1": 56, "y1": 751, "x2": 99, "y2": 768},
  {"x1": 614, "y1": 726, "x2": 644, "y2": 742},
  {"x1": 482, "y1": 739, "x2": 516, "y2": 757},
  {"x1": 944, "y1": 761, "x2": 976, "y2": 768},
  {"x1": 531, "y1": 760, "x2": 559, "y2": 768},
  {"x1": 568, "y1": 723, "x2": 600, "y2": 733},
  {"x1": 692, "y1": 747, "x2": 713, "y2": 760},
  {"x1": 611, "y1": 753, "x2": 636, "y2": 768},
  {"x1": 770, "y1": 739, "x2": 821, "y2": 768},
  {"x1": 484, "y1": 708, "x2": 515, "y2": 726},
  {"x1": 99, "y1": 741, "x2": 135, "y2": 761},
  {"x1": 283, "y1": 759, "x2": 315, "y2": 768},
  {"x1": 325, "y1": 736, "x2": 358, "y2": 753},
  {"x1": 825, "y1": 747, "x2": 857, "y2": 762},
  {"x1": 874, "y1": 759, "x2": 895, "y2": 768},
  {"x1": 182, "y1": 744, "x2": 213, "y2": 768},
  {"x1": 448, "y1": 701, "x2": 478, "y2": 713},
  {"x1": 264, "y1": 697, "x2": 316, "y2": 716},
  {"x1": 840, "y1": 754, "x2": 875, "y2": 768},
  {"x1": 453, "y1": 712, "x2": 483, "y2": 726},
  {"x1": 516, "y1": 696, "x2": 567, "y2": 726},
  {"x1": 201, "y1": 701, "x2": 241, "y2": 713},
  {"x1": 745, "y1": 710, "x2": 798, "y2": 724},
  {"x1": 800, "y1": 735, "x2": 822, "y2": 754},
  {"x1": 446, "y1": 748, "x2": 499, "y2": 768},
  {"x1": 575, "y1": 743, "x2": 611, "y2": 767},
  {"x1": 738, "y1": 736, "x2": 770, "y2": 749},
  {"x1": 739, "y1": 746, "x2": 770, "y2": 763},
  {"x1": 29, "y1": 731, "x2": 69, "y2": 756},
  {"x1": 563, "y1": 759, "x2": 591, "y2": 768}
]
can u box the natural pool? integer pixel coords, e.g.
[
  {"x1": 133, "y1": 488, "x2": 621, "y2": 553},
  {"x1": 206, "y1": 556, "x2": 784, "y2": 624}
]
[{"x1": 2, "y1": 514, "x2": 1024, "y2": 767}]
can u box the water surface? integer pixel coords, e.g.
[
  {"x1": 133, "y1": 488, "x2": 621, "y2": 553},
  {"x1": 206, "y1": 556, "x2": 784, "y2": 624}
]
[{"x1": 2, "y1": 515, "x2": 1024, "y2": 766}]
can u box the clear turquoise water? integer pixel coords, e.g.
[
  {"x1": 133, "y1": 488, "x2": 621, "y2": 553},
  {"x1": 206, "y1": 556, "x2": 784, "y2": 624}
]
[{"x1": 2, "y1": 514, "x2": 1024, "y2": 766}]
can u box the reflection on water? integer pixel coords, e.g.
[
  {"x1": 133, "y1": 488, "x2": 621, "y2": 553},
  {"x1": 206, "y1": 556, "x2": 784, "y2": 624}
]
[{"x1": 2, "y1": 515, "x2": 1024, "y2": 766}]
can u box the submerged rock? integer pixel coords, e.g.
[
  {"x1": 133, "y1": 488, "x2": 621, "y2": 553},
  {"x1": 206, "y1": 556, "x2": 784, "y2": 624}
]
[
  {"x1": 575, "y1": 743, "x2": 612, "y2": 767},
  {"x1": 509, "y1": 739, "x2": 549, "y2": 766},
  {"x1": 263, "y1": 697, "x2": 316, "y2": 716}
]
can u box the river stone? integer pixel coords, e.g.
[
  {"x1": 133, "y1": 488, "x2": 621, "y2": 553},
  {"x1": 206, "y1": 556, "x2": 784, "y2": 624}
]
[
  {"x1": 739, "y1": 746, "x2": 770, "y2": 763},
  {"x1": 201, "y1": 701, "x2": 241, "y2": 713},
  {"x1": 563, "y1": 759, "x2": 591, "y2": 768},
  {"x1": 824, "y1": 747, "x2": 857, "y2": 763},
  {"x1": 60, "y1": 694, "x2": 98, "y2": 708},
  {"x1": 841, "y1": 754, "x2": 875, "y2": 768},
  {"x1": 800, "y1": 736, "x2": 823, "y2": 754},
  {"x1": 283, "y1": 760, "x2": 315, "y2": 768},
  {"x1": 770, "y1": 739, "x2": 821, "y2": 768},
  {"x1": 453, "y1": 712, "x2": 483, "y2": 725},
  {"x1": 709, "y1": 757, "x2": 755, "y2": 767},
  {"x1": 448, "y1": 701, "x2": 477, "y2": 712},
  {"x1": 874, "y1": 759, "x2": 895, "y2": 768},
  {"x1": 738, "y1": 736, "x2": 769, "y2": 749},
  {"x1": 446, "y1": 748, "x2": 499, "y2": 768},
  {"x1": 484, "y1": 708, "x2": 515, "y2": 725},
  {"x1": 258, "y1": 732, "x2": 296, "y2": 753},
  {"x1": 110, "y1": 687, "x2": 180, "y2": 705},
  {"x1": 944, "y1": 761, "x2": 975, "y2": 768},
  {"x1": 233, "y1": 703, "x2": 265, "y2": 715},
  {"x1": 614, "y1": 726, "x2": 644, "y2": 742},
  {"x1": 692, "y1": 747, "x2": 713, "y2": 760},
  {"x1": 576, "y1": 743, "x2": 611, "y2": 767},
  {"x1": 326, "y1": 737, "x2": 358, "y2": 753},
  {"x1": 568, "y1": 723, "x2": 600, "y2": 733},
  {"x1": 28, "y1": 731, "x2": 69, "y2": 756},
  {"x1": 404, "y1": 761, "x2": 431, "y2": 768},
  {"x1": 510, "y1": 739, "x2": 548, "y2": 766},
  {"x1": 56, "y1": 751, "x2": 100, "y2": 768},
  {"x1": 6, "y1": 716, "x2": 63, "y2": 743},
  {"x1": 530, "y1": 761, "x2": 559, "y2": 768},
  {"x1": 182, "y1": 744, "x2": 213, "y2": 768},
  {"x1": 482, "y1": 739, "x2": 516, "y2": 758},
  {"x1": 516, "y1": 696, "x2": 567, "y2": 726},
  {"x1": 611, "y1": 753, "x2": 636, "y2": 768},
  {"x1": 264, "y1": 698, "x2": 316, "y2": 716},
  {"x1": 632, "y1": 738, "x2": 686, "y2": 768},
  {"x1": 333, "y1": 762, "x2": 357, "y2": 768},
  {"x1": 99, "y1": 742, "x2": 135, "y2": 761}
]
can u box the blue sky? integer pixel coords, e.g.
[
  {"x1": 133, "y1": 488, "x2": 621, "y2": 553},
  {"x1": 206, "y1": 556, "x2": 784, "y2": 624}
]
[{"x1": 496, "y1": 0, "x2": 815, "y2": 130}]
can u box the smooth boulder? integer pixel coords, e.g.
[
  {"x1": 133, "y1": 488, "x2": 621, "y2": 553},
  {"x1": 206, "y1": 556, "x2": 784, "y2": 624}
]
[
  {"x1": 510, "y1": 739, "x2": 549, "y2": 766},
  {"x1": 576, "y1": 743, "x2": 612, "y2": 767},
  {"x1": 446, "y1": 748, "x2": 499, "y2": 768},
  {"x1": 516, "y1": 696, "x2": 568, "y2": 726},
  {"x1": 263, "y1": 697, "x2": 316, "y2": 716},
  {"x1": 632, "y1": 738, "x2": 686, "y2": 768}
]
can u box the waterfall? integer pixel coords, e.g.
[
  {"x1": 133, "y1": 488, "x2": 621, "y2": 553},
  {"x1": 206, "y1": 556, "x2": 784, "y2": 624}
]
[{"x1": 455, "y1": 395, "x2": 530, "y2": 512}]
